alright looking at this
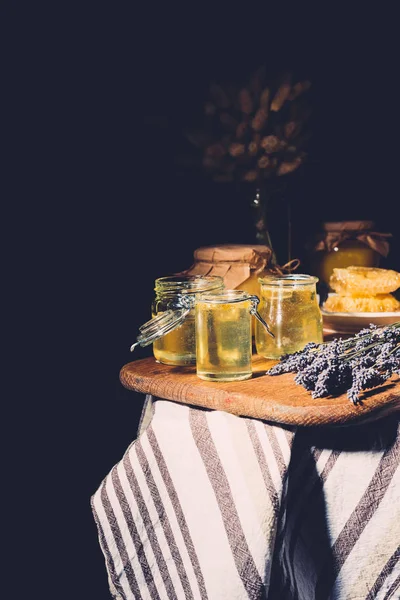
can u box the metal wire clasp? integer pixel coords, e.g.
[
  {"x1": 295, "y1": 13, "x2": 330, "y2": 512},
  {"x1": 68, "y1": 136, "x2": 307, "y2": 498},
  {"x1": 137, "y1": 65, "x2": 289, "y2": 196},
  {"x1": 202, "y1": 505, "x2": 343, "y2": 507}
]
[
  {"x1": 130, "y1": 294, "x2": 195, "y2": 351},
  {"x1": 249, "y1": 295, "x2": 274, "y2": 338}
]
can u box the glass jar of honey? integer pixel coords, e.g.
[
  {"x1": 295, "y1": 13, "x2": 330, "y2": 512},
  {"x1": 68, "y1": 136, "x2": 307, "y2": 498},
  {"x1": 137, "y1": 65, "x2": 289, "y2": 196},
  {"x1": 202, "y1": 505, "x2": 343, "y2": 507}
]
[
  {"x1": 310, "y1": 221, "x2": 389, "y2": 290},
  {"x1": 130, "y1": 275, "x2": 224, "y2": 366},
  {"x1": 195, "y1": 290, "x2": 273, "y2": 381},
  {"x1": 255, "y1": 275, "x2": 323, "y2": 359}
]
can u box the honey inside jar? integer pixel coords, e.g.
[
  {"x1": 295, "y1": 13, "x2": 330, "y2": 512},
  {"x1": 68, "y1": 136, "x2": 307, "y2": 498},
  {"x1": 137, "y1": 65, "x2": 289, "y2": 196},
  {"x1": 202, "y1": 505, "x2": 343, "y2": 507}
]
[
  {"x1": 152, "y1": 314, "x2": 196, "y2": 365},
  {"x1": 151, "y1": 275, "x2": 224, "y2": 366},
  {"x1": 195, "y1": 291, "x2": 253, "y2": 382},
  {"x1": 256, "y1": 275, "x2": 323, "y2": 359},
  {"x1": 196, "y1": 290, "x2": 252, "y2": 381}
]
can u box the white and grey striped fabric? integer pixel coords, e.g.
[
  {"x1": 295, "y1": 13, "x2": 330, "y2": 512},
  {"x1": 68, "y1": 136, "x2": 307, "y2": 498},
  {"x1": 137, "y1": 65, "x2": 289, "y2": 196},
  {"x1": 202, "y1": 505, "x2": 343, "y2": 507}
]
[{"x1": 92, "y1": 396, "x2": 400, "y2": 599}]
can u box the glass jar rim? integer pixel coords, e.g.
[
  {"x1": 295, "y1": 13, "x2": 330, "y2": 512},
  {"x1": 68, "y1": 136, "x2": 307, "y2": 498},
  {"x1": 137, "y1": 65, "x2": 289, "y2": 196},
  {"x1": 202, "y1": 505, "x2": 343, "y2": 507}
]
[
  {"x1": 155, "y1": 275, "x2": 224, "y2": 294},
  {"x1": 259, "y1": 274, "x2": 319, "y2": 286},
  {"x1": 196, "y1": 289, "x2": 253, "y2": 304}
]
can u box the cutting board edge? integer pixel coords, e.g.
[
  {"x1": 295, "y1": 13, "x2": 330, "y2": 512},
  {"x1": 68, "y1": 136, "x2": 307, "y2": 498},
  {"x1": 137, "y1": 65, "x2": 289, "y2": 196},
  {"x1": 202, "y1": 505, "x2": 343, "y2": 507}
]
[{"x1": 119, "y1": 361, "x2": 400, "y2": 427}]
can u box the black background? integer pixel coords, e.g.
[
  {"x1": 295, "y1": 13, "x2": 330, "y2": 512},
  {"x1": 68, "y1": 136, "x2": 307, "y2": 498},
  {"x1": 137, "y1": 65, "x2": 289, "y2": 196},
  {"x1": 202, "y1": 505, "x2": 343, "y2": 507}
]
[{"x1": 7, "y1": 3, "x2": 400, "y2": 598}]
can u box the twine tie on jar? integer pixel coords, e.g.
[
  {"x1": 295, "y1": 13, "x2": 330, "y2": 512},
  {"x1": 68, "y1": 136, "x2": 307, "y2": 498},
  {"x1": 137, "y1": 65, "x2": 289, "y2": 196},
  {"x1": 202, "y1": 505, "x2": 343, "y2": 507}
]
[{"x1": 267, "y1": 258, "x2": 301, "y2": 275}]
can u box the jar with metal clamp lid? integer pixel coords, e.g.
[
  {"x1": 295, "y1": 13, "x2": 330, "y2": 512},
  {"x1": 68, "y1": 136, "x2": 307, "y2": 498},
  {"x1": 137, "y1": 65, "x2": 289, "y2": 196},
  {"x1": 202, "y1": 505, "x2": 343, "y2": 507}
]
[
  {"x1": 130, "y1": 275, "x2": 224, "y2": 365},
  {"x1": 255, "y1": 274, "x2": 323, "y2": 359},
  {"x1": 195, "y1": 290, "x2": 273, "y2": 381}
]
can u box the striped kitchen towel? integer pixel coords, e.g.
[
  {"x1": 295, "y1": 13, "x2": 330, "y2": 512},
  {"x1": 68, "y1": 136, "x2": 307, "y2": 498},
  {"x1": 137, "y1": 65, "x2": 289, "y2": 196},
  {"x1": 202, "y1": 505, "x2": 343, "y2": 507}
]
[
  {"x1": 269, "y1": 416, "x2": 400, "y2": 600},
  {"x1": 92, "y1": 396, "x2": 400, "y2": 599},
  {"x1": 92, "y1": 396, "x2": 294, "y2": 599}
]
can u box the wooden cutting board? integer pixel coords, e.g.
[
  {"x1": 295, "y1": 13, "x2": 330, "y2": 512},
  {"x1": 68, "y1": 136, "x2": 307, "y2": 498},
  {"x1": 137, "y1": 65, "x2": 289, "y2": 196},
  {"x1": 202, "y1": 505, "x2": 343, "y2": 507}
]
[{"x1": 120, "y1": 355, "x2": 400, "y2": 427}]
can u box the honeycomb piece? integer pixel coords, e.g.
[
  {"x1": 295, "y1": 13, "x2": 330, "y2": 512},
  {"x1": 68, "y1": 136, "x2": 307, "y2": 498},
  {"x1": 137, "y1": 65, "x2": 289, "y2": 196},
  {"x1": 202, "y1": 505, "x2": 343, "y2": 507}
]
[
  {"x1": 323, "y1": 293, "x2": 400, "y2": 313},
  {"x1": 329, "y1": 266, "x2": 400, "y2": 296}
]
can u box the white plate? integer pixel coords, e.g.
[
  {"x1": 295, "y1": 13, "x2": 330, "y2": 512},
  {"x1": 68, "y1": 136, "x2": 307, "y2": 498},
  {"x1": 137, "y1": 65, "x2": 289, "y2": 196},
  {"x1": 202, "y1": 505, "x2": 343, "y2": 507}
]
[{"x1": 321, "y1": 307, "x2": 400, "y2": 334}]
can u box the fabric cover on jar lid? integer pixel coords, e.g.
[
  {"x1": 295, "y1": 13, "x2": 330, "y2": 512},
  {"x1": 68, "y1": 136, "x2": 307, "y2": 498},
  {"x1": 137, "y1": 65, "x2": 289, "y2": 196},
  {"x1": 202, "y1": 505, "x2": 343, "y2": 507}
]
[
  {"x1": 181, "y1": 244, "x2": 272, "y2": 289},
  {"x1": 314, "y1": 221, "x2": 391, "y2": 257}
]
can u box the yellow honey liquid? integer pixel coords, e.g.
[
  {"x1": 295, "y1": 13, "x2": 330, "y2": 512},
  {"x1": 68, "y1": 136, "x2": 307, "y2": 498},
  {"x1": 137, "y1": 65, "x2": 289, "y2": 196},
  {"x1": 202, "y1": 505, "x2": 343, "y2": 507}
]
[
  {"x1": 153, "y1": 313, "x2": 196, "y2": 365},
  {"x1": 196, "y1": 300, "x2": 252, "y2": 381},
  {"x1": 255, "y1": 288, "x2": 323, "y2": 359}
]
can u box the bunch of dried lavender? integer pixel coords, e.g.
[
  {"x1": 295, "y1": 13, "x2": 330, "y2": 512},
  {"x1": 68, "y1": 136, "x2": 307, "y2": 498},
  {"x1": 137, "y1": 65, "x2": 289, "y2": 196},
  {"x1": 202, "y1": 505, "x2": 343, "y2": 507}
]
[
  {"x1": 186, "y1": 68, "x2": 312, "y2": 182},
  {"x1": 266, "y1": 323, "x2": 400, "y2": 404}
]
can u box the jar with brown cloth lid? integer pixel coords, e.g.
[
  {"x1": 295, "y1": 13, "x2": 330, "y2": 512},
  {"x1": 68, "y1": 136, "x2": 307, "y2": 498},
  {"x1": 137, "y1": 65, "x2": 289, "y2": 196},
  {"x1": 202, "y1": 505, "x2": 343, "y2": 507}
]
[
  {"x1": 311, "y1": 221, "x2": 392, "y2": 290},
  {"x1": 181, "y1": 245, "x2": 272, "y2": 298}
]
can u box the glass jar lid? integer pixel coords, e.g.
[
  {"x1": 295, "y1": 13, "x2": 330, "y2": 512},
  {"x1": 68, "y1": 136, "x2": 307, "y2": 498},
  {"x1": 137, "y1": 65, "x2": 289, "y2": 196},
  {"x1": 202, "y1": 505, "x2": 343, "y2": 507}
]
[
  {"x1": 130, "y1": 275, "x2": 224, "y2": 351},
  {"x1": 130, "y1": 307, "x2": 190, "y2": 350},
  {"x1": 155, "y1": 275, "x2": 224, "y2": 295}
]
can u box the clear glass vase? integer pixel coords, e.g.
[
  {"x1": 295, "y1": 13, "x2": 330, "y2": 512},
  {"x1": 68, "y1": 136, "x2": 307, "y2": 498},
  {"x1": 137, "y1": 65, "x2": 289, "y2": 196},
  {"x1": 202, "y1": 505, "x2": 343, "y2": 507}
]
[{"x1": 250, "y1": 181, "x2": 290, "y2": 266}]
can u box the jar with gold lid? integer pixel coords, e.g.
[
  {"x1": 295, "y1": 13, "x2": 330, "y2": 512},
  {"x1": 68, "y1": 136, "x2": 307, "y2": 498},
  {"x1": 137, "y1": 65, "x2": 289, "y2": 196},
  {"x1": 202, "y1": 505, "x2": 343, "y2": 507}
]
[{"x1": 130, "y1": 275, "x2": 224, "y2": 366}]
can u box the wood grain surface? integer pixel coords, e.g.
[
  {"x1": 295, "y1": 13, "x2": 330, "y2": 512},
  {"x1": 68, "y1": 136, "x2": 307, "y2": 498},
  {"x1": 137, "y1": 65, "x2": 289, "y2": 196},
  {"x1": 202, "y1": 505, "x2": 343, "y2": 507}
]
[{"x1": 120, "y1": 355, "x2": 400, "y2": 427}]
